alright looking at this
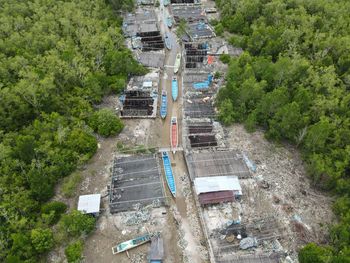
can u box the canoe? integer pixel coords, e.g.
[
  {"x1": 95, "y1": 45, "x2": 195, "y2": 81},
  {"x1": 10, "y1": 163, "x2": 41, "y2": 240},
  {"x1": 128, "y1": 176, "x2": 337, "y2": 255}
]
[
  {"x1": 112, "y1": 234, "x2": 151, "y2": 254},
  {"x1": 166, "y1": 16, "x2": 173, "y2": 28},
  {"x1": 174, "y1": 53, "x2": 181, "y2": 73},
  {"x1": 170, "y1": 117, "x2": 178, "y2": 153},
  {"x1": 162, "y1": 151, "x2": 176, "y2": 197},
  {"x1": 164, "y1": 33, "x2": 171, "y2": 50},
  {"x1": 171, "y1": 77, "x2": 178, "y2": 101},
  {"x1": 160, "y1": 90, "x2": 167, "y2": 119}
]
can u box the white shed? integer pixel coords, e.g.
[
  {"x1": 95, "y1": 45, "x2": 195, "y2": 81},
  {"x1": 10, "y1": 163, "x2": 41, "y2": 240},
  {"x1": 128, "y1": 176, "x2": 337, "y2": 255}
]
[
  {"x1": 194, "y1": 176, "x2": 242, "y2": 196},
  {"x1": 78, "y1": 194, "x2": 101, "y2": 216}
]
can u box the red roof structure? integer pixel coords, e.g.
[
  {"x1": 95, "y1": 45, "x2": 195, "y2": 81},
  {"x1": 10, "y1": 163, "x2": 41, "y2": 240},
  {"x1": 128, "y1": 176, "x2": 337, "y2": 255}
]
[{"x1": 198, "y1": 190, "x2": 235, "y2": 205}]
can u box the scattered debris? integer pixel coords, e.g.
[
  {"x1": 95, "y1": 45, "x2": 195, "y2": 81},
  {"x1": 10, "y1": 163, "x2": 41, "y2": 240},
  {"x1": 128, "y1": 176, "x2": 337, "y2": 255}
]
[{"x1": 239, "y1": 237, "x2": 258, "y2": 250}]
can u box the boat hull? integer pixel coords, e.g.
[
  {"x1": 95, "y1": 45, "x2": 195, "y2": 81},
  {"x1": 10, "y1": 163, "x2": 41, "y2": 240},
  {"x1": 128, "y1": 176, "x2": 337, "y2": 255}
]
[
  {"x1": 171, "y1": 78, "x2": 178, "y2": 101},
  {"x1": 166, "y1": 17, "x2": 173, "y2": 28},
  {"x1": 165, "y1": 35, "x2": 171, "y2": 50},
  {"x1": 112, "y1": 234, "x2": 151, "y2": 254},
  {"x1": 170, "y1": 117, "x2": 178, "y2": 153},
  {"x1": 174, "y1": 53, "x2": 181, "y2": 74},
  {"x1": 160, "y1": 91, "x2": 167, "y2": 119},
  {"x1": 162, "y1": 152, "x2": 176, "y2": 197}
]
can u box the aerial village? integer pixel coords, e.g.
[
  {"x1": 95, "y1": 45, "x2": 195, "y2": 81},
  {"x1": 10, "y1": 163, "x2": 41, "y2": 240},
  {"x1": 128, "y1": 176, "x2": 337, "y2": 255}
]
[{"x1": 66, "y1": 0, "x2": 335, "y2": 263}]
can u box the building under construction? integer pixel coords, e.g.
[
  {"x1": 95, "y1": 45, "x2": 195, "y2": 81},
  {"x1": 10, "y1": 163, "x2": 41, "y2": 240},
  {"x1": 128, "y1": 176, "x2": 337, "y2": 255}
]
[
  {"x1": 185, "y1": 150, "x2": 251, "y2": 181},
  {"x1": 119, "y1": 70, "x2": 159, "y2": 118},
  {"x1": 109, "y1": 154, "x2": 166, "y2": 213},
  {"x1": 171, "y1": 5, "x2": 205, "y2": 23},
  {"x1": 123, "y1": 9, "x2": 164, "y2": 51},
  {"x1": 187, "y1": 122, "x2": 217, "y2": 148},
  {"x1": 184, "y1": 42, "x2": 208, "y2": 68},
  {"x1": 170, "y1": 0, "x2": 199, "y2": 4}
]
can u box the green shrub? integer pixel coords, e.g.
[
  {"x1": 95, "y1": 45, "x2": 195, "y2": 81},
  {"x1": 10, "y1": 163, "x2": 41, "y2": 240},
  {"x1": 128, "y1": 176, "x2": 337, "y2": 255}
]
[
  {"x1": 30, "y1": 228, "x2": 54, "y2": 253},
  {"x1": 214, "y1": 71, "x2": 221, "y2": 79},
  {"x1": 65, "y1": 240, "x2": 83, "y2": 263},
  {"x1": 41, "y1": 201, "x2": 67, "y2": 225},
  {"x1": 89, "y1": 109, "x2": 124, "y2": 137},
  {"x1": 210, "y1": 19, "x2": 219, "y2": 26},
  {"x1": 60, "y1": 210, "x2": 96, "y2": 237},
  {"x1": 66, "y1": 128, "x2": 97, "y2": 159},
  {"x1": 219, "y1": 54, "x2": 231, "y2": 64},
  {"x1": 62, "y1": 172, "x2": 82, "y2": 198},
  {"x1": 298, "y1": 243, "x2": 333, "y2": 263},
  {"x1": 214, "y1": 23, "x2": 224, "y2": 36}
]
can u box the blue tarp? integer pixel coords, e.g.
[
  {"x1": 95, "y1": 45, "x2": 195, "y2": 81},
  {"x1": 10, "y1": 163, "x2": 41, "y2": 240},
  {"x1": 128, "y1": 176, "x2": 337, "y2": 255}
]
[
  {"x1": 243, "y1": 153, "x2": 256, "y2": 172},
  {"x1": 193, "y1": 74, "x2": 213, "y2": 89},
  {"x1": 119, "y1": 94, "x2": 126, "y2": 103},
  {"x1": 193, "y1": 82, "x2": 209, "y2": 89}
]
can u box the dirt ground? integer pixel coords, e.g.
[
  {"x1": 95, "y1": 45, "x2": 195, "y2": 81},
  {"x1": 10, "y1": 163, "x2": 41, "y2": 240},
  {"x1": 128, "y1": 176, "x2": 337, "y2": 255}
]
[{"x1": 224, "y1": 124, "x2": 335, "y2": 260}]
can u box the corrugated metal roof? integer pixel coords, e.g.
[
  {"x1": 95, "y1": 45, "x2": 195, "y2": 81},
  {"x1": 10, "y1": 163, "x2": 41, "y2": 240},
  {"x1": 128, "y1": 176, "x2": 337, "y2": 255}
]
[
  {"x1": 194, "y1": 176, "x2": 242, "y2": 195},
  {"x1": 78, "y1": 194, "x2": 101, "y2": 214}
]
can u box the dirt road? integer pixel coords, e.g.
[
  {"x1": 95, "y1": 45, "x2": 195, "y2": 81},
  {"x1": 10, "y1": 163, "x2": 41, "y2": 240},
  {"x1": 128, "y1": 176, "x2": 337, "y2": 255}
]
[{"x1": 157, "y1": 2, "x2": 207, "y2": 262}]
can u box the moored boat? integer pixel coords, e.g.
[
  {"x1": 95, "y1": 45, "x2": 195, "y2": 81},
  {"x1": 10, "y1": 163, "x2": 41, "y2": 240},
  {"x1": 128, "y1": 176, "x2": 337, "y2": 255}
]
[
  {"x1": 171, "y1": 77, "x2": 178, "y2": 101},
  {"x1": 166, "y1": 16, "x2": 173, "y2": 28},
  {"x1": 164, "y1": 33, "x2": 171, "y2": 50},
  {"x1": 170, "y1": 117, "x2": 178, "y2": 153},
  {"x1": 161, "y1": 151, "x2": 176, "y2": 197},
  {"x1": 174, "y1": 53, "x2": 181, "y2": 74},
  {"x1": 160, "y1": 90, "x2": 167, "y2": 119},
  {"x1": 112, "y1": 234, "x2": 152, "y2": 254}
]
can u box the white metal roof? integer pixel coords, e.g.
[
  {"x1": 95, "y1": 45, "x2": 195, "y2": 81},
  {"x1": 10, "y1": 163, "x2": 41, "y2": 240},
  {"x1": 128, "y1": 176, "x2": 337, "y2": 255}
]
[
  {"x1": 143, "y1": 81, "x2": 153, "y2": 88},
  {"x1": 194, "y1": 176, "x2": 242, "y2": 195},
  {"x1": 77, "y1": 194, "x2": 101, "y2": 214}
]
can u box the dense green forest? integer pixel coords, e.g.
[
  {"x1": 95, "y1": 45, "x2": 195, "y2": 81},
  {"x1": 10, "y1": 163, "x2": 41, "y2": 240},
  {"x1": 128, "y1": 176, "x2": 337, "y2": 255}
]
[
  {"x1": 0, "y1": 0, "x2": 144, "y2": 261},
  {"x1": 215, "y1": 0, "x2": 350, "y2": 261}
]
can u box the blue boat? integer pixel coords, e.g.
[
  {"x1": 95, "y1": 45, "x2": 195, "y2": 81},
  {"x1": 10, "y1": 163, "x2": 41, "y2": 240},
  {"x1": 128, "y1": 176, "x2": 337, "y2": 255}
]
[
  {"x1": 164, "y1": 33, "x2": 171, "y2": 50},
  {"x1": 160, "y1": 90, "x2": 167, "y2": 119},
  {"x1": 162, "y1": 152, "x2": 176, "y2": 197},
  {"x1": 166, "y1": 16, "x2": 173, "y2": 28},
  {"x1": 171, "y1": 77, "x2": 178, "y2": 101}
]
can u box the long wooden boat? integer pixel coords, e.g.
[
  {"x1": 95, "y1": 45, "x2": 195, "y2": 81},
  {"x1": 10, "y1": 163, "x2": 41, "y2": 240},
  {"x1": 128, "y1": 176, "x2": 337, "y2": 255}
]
[
  {"x1": 162, "y1": 152, "x2": 176, "y2": 197},
  {"x1": 160, "y1": 90, "x2": 167, "y2": 119},
  {"x1": 174, "y1": 53, "x2": 181, "y2": 74},
  {"x1": 170, "y1": 117, "x2": 178, "y2": 153},
  {"x1": 112, "y1": 234, "x2": 151, "y2": 254},
  {"x1": 171, "y1": 77, "x2": 178, "y2": 101},
  {"x1": 164, "y1": 33, "x2": 171, "y2": 50}
]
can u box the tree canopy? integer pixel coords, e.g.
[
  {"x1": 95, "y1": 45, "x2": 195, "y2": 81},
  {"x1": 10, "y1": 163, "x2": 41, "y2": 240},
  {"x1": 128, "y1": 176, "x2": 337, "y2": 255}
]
[
  {"x1": 0, "y1": 0, "x2": 141, "y2": 261},
  {"x1": 215, "y1": 0, "x2": 350, "y2": 260}
]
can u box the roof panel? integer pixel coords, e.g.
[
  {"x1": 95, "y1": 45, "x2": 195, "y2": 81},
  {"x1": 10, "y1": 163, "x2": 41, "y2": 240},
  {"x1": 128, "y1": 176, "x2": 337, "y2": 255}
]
[
  {"x1": 194, "y1": 176, "x2": 242, "y2": 195},
  {"x1": 78, "y1": 194, "x2": 101, "y2": 214}
]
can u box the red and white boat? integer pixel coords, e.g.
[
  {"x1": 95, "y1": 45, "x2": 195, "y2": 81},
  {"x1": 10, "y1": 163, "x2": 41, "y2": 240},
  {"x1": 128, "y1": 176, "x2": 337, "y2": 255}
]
[{"x1": 170, "y1": 117, "x2": 178, "y2": 154}]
